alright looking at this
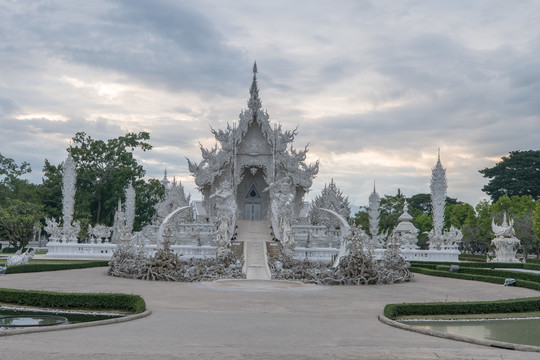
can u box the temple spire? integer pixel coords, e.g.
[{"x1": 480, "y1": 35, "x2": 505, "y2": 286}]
[{"x1": 248, "y1": 61, "x2": 262, "y2": 112}]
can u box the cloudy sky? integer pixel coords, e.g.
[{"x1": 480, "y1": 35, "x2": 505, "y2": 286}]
[{"x1": 1, "y1": 0, "x2": 539, "y2": 208}]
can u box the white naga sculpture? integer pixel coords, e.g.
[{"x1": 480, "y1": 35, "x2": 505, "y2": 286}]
[
  {"x1": 6, "y1": 248, "x2": 35, "y2": 266},
  {"x1": 209, "y1": 180, "x2": 237, "y2": 258},
  {"x1": 490, "y1": 213, "x2": 521, "y2": 263},
  {"x1": 266, "y1": 177, "x2": 296, "y2": 258}
]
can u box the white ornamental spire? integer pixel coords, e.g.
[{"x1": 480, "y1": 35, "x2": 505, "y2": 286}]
[
  {"x1": 61, "y1": 153, "x2": 77, "y2": 227},
  {"x1": 368, "y1": 181, "x2": 381, "y2": 237},
  {"x1": 430, "y1": 149, "x2": 447, "y2": 237},
  {"x1": 124, "y1": 182, "x2": 136, "y2": 234}
]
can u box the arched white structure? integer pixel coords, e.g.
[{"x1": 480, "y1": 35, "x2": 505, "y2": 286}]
[
  {"x1": 157, "y1": 206, "x2": 192, "y2": 247},
  {"x1": 316, "y1": 207, "x2": 350, "y2": 268}
]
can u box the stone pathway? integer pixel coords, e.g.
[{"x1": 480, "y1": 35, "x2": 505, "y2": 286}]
[
  {"x1": 1, "y1": 268, "x2": 540, "y2": 359},
  {"x1": 236, "y1": 220, "x2": 272, "y2": 280}
]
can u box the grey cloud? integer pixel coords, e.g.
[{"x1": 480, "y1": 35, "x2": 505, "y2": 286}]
[
  {"x1": 5, "y1": 0, "x2": 249, "y2": 95},
  {"x1": 0, "y1": 97, "x2": 19, "y2": 115}
]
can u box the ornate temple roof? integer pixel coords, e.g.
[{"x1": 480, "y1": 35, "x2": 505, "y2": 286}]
[{"x1": 187, "y1": 63, "x2": 319, "y2": 191}]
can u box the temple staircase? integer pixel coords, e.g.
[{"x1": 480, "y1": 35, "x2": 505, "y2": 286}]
[{"x1": 236, "y1": 220, "x2": 273, "y2": 280}]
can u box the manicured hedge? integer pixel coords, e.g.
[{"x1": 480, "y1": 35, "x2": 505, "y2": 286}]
[
  {"x1": 0, "y1": 288, "x2": 146, "y2": 314},
  {"x1": 4, "y1": 261, "x2": 109, "y2": 274},
  {"x1": 384, "y1": 296, "x2": 540, "y2": 319},
  {"x1": 1, "y1": 247, "x2": 34, "y2": 254},
  {"x1": 410, "y1": 261, "x2": 525, "y2": 269},
  {"x1": 410, "y1": 261, "x2": 540, "y2": 272},
  {"x1": 409, "y1": 267, "x2": 540, "y2": 291},
  {"x1": 458, "y1": 254, "x2": 487, "y2": 262},
  {"x1": 434, "y1": 265, "x2": 540, "y2": 283}
]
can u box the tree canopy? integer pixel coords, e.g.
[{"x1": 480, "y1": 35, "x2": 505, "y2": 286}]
[
  {"x1": 68, "y1": 131, "x2": 152, "y2": 225},
  {"x1": 0, "y1": 199, "x2": 44, "y2": 248},
  {"x1": 480, "y1": 150, "x2": 540, "y2": 202}
]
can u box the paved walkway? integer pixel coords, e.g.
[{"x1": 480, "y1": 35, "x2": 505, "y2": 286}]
[
  {"x1": 1, "y1": 267, "x2": 539, "y2": 359},
  {"x1": 236, "y1": 220, "x2": 272, "y2": 280}
]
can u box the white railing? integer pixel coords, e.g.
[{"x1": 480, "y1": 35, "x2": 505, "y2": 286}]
[
  {"x1": 292, "y1": 225, "x2": 341, "y2": 248},
  {"x1": 46, "y1": 242, "x2": 217, "y2": 259},
  {"x1": 293, "y1": 247, "x2": 339, "y2": 262},
  {"x1": 293, "y1": 246, "x2": 460, "y2": 263}
]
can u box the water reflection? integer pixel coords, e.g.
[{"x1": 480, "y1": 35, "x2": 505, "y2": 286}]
[
  {"x1": 0, "y1": 315, "x2": 67, "y2": 327},
  {"x1": 401, "y1": 318, "x2": 540, "y2": 347}
]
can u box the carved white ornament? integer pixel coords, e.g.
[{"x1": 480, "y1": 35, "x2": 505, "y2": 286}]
[{"x1": 490, "y1": 213, "x2": 521, "y2": 263}]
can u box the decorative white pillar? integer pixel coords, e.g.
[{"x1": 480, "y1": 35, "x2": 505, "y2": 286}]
[
  {"x1": 429, "y1": 149, "x2": 447, "y2": 250},
  {"x1": 125, "y1": 182, "x2": 136, "y2": 234},
  {"x1": 61, "y1": 153, "x2": 79, "y2": 243}
]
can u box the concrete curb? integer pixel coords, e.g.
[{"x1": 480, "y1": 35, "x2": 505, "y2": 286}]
[
  {"x1": 0, "y1": 309, "x2": 152, "y2": 337},
  {"x1": 378, "y1": 313, "x2": 540, "y2": 353}
]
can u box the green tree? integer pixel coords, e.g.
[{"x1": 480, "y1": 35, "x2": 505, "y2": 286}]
[
  {"x1": 379, "y1": 189, "x2": 406, "y2": 233},
  {"x1": 491, "y1": 195, "x2": 535, "y2": 219},
  {"x1": 533, "y1": 202, "x2": 540, "y2": 258},
  {"x1": 407, "y1": 193, "x2": 432, "y2": 215},
  {"x1": 68, "y1": 131, "x2": 152, "y2": 225},
  {"x1": 39, "y1": 159, "x2": 63, "y2": 220},
  {"x1": 460, "y1": 200, "x2": 492, "y2": 254},
  {"x1": 134, "y1": 178, "x2": 165, "y2": 231},
  {"x1": 412, "y1": 213, "x2": 432, "y2": 249},
  {"x1": 0, "y1": 199, "x2": 44, "y2": 248},
  {"x1": 353, "y1": 206, "x2": 369, "y2": 231},
  {"x1": 480, "y1": 150, "x2": 540, "y2": 202},
  {"x1": 0, "y1": 153, "x2": 37, "y2": 206},
  {"x1": 445, "y1": 202, "x2": 476, "y2": 229}
]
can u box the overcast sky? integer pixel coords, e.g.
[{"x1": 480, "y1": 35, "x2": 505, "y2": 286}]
[{"x1": 1, "y1": 0, "x2": 539, "y2": 208}]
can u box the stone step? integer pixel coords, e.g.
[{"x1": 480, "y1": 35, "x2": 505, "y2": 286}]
[{"x1": 236, "y1": 220, "x2": 272, "y2": 280}]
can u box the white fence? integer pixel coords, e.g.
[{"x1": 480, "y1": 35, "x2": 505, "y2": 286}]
[{"x1": 46, "y1": 242, "x2": 216, "y2": 259}]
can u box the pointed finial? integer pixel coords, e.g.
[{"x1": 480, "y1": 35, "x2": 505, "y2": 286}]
[
  {"x1": 373, "y1": 180, "x2": 376, "y2": 193},
  {"x1": 438, "y1": 148, "x2": 441, "y2": 161},
  {"x1": 161, "y1": 168, "x2": 170, "y2": 187},
  {"x1": 248, "y1": 61, "x2": 262, "y2": 112}
]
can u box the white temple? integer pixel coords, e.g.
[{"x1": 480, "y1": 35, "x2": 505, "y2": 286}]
[
  {"x1": 45, "y1": 65, "x2": 461, "y2": 263},
  {"x1": 187, "y1": 62, "x2": 319, "y2": 223}
]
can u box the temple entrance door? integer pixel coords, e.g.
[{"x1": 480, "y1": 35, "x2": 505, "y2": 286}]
[{"x1": 244, "y1": 203, "x2": 262, "y2": 220}]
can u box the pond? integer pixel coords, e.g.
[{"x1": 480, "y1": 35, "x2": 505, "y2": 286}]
[
  {"x1": 400, "y1": 318, "x2": 540, "y2": 347},
  {"x1": 0, "y1": 306, "x2": 125, "y2": 330}
]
